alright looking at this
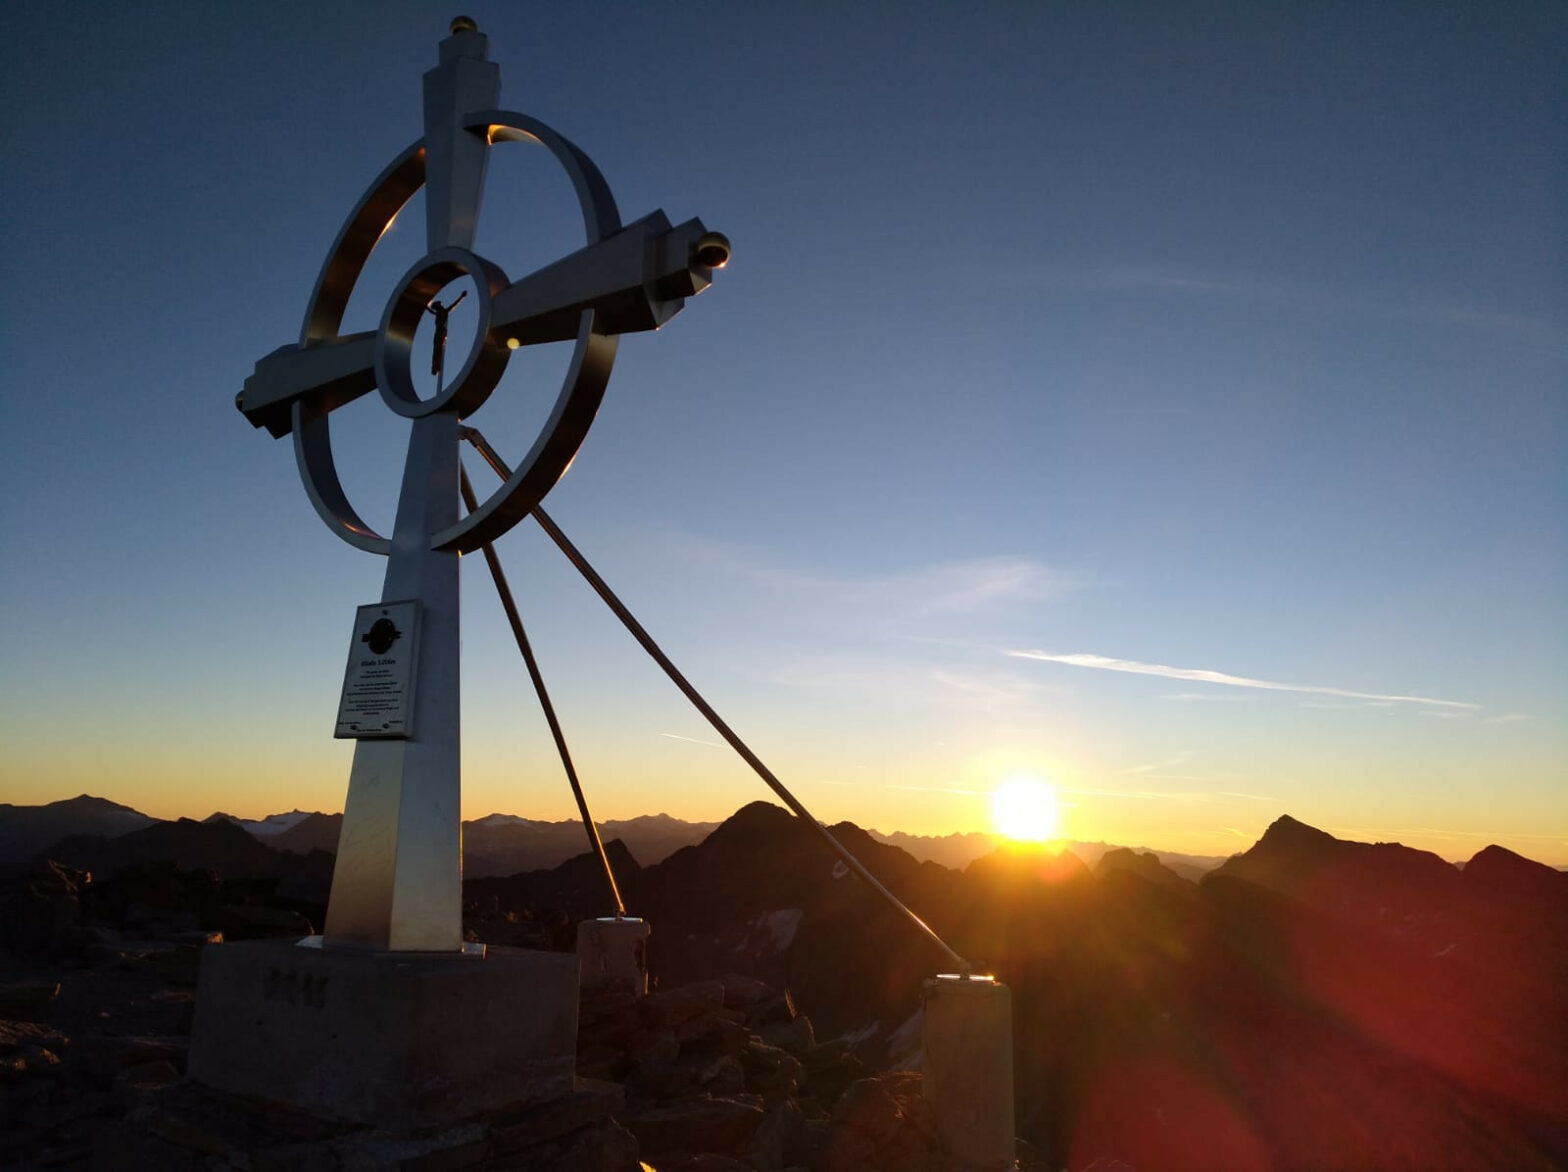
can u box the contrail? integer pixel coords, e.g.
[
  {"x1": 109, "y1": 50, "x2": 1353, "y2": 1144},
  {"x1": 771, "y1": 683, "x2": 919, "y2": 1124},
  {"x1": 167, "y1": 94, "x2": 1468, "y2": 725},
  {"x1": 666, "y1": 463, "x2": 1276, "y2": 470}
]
[
  {"x1": 659, "y1": 732, "x2": 722, "y2": 748},
  {"x1": 1008, "y1": 650, "x2": 1478, "y2": 710}
]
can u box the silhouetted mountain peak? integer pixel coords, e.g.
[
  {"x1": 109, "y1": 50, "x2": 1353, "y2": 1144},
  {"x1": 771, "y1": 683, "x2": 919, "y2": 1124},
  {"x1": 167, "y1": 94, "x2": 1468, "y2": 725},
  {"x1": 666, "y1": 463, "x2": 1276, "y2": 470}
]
[
  {"x1": 705, "y1": 800, "x2": 802, "y2": 846},
  {"x1": 0, "y1": 795, "x2": 160, "y2": 870},
  {"x1": 0, "y1": 794, "x2": 145, "y2": 818},
  {"x1": 1214, "y1": 814, "x2": 1467, "y2": 937},
  {"x1": 966, "y1": 841, "x2": 1092, "y2": 888},
  {"x1": 1096, "y1": 847, "x2": 1190, "y2": 888},
  {"x1": 607, "y1": 813, "x2": 682, "y2": 827},
  {"x1": 1466, "y1": 843, "x2": 1538, "y2": 873},
  {"x1": 1463, "y1": 843, "x2": 1568, "y2": 905},
  {"x1": 1257, "y1": 813, "x2": 1336, "y2": 851},
  {"x1": 44, "y1": 815, "x2": 285, "y2": 880},
  {"x1": 66, "y1": 795, "x2": 143, "y2": 814}
]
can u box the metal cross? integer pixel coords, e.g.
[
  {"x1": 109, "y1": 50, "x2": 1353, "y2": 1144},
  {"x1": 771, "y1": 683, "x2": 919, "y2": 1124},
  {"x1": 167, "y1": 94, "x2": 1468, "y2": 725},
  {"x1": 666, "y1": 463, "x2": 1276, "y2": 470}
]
[{"x1": 236, "y1": 18, "x2": 728, "y2": 950}]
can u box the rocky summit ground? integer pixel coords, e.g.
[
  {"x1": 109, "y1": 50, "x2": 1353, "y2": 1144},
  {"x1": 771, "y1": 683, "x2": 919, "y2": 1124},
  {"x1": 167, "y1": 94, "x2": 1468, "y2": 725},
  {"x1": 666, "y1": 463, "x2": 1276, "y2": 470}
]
[
  {"x1": 5, "y1": 801, "x2": 1566, "y2": 1170},
  {"x1": 0, "y1": 858, "x2": 1030, "y2": 1171}
]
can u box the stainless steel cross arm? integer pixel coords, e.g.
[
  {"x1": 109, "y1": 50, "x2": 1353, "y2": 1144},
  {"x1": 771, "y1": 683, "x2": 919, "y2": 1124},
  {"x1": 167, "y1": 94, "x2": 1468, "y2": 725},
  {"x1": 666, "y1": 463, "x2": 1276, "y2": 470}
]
[
  {"x1": 236, "y1": 214, "x2": 728, "y2": 438},
  {"x1": 238, "y1": 332, "x2": 379, "y2": 438},
  {"x1": 489, "y1": 212, "x2": 729, "y2": 347}
]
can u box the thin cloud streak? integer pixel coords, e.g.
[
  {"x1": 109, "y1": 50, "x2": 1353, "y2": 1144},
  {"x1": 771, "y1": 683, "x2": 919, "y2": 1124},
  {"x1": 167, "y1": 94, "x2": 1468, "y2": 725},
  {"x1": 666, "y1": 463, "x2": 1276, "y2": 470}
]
[
  {"x1": 659, "y1": 732, "x2": 722, "y2": 748},
  {"x1": 1062, "y1": 786, "x2": 1274, "y2": 804},
  {"x1": 674, "y1": 537, "x2": 1078, "y2": 622},
  {"x1": 1126, "y1": 751, "x2": 1193, "y2": 776},
  {"x1": 1008, "y1": 650, "x2": 1478, "y2": 710},
  {"x1": 812, "y1": 780, "x2": 988, "y2": 797}
]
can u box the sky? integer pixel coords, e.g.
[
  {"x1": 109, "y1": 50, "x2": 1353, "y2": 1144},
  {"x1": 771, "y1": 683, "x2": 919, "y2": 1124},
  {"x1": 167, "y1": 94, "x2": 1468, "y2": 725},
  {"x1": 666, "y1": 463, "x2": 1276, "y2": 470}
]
[{"x1": 2, "y1": 3, "x2": 1563, "y2": 864}]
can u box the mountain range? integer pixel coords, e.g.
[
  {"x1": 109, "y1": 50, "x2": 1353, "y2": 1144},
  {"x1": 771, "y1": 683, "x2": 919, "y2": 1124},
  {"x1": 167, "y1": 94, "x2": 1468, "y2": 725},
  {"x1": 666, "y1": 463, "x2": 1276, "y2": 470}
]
[
  {"x1": 0, "y1": 795, "x2": 1227, "y2": 878},
  {"x1": 461, "y1": 800, "x2": 1568, "y2": 1167},
  {"x1": 2, "y1": 794, "x2": 1563, "y2": 1167}
]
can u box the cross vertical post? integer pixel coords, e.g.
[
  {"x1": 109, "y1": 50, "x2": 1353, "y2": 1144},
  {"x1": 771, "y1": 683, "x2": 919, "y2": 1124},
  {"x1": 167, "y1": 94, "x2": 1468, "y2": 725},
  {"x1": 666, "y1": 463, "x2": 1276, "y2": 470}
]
[{"x1": 322, "y1": 22, "x2": 499, "y2": 951}]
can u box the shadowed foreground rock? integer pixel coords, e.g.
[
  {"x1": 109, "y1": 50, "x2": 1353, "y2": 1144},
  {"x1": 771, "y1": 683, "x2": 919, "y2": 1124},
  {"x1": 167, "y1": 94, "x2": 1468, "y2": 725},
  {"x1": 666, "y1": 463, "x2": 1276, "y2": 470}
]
[
  {"x1": 10, "y1": 800, "x2": 1564, "y2": 1169},
  {"x1": 77, "y1": 974, "x2": 999, "y2": 1171},
  {"x1": 0, "y1": 855, "x2": 1027, "y2": 1170}
]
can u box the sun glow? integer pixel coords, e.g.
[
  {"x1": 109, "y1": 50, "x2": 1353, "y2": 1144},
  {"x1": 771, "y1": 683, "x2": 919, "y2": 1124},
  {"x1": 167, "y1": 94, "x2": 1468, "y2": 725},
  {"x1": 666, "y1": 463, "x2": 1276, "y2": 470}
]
[{"x1": 990, "y1": 776, "x2": 1061, "y2": 842}]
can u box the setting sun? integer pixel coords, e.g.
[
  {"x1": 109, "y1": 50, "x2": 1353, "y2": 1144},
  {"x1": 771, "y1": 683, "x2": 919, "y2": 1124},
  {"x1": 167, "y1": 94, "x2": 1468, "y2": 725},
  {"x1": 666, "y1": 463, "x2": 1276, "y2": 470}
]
[{"x1": 990, "y1": 776, "x2": 1061, "y2": 842}]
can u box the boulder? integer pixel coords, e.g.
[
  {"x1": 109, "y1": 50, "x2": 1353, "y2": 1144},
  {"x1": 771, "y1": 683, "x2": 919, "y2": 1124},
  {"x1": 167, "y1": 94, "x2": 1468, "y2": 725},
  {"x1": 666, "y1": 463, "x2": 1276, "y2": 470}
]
[
  {"x1": 621, "y1": 1094, "x2": 765, "y2": 1157},
  {"x1": 0, "y1": 861, "x2": 85, "y2": 954},
  {"x1": 831, "y1": 1077, "x2": 904, "y2": 1148},
  {"x1": 0, "y1": 981, "x2": 61, "y2": 1020},
  {"x1": 639, "y1": 980, "x2": 726, "y2": 1030}
]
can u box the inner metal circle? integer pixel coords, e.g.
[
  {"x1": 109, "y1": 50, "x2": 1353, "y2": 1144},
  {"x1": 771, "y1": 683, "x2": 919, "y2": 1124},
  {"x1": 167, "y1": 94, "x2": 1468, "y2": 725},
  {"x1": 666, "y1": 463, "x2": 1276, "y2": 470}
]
[{"x1": 376, "y1": 247, "x2": 510, "y2": 420}]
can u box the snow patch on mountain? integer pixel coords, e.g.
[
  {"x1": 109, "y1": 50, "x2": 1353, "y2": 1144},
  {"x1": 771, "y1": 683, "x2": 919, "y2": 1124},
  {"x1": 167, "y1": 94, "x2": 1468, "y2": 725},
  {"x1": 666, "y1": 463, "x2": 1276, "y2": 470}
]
[{"x1": 206, "y1": 810, "x2": 316, "y2": 837}]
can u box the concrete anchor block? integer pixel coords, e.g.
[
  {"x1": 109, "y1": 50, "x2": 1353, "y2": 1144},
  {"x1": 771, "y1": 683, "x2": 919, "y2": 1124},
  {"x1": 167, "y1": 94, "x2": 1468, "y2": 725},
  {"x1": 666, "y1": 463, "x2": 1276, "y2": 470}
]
[
  {"x1": 921, "y1": 973, "x2": 1014, "y2": 1170},
  {"x1": 577, "y1": 917, "x2": 650, "y2": 996}
]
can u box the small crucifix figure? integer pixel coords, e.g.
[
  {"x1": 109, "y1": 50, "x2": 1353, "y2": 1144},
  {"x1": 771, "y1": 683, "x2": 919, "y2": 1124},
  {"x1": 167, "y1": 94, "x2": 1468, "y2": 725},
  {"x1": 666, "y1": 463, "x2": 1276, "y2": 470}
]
[{"x1": 426, "y1": 289, "x2": 469, "y2": 382}]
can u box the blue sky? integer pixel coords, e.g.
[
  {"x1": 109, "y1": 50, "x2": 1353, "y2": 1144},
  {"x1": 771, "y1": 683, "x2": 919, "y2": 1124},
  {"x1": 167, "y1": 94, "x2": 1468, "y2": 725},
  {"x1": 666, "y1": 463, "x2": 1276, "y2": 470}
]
[{"x1": 2, "y1": 3, "x2": 1563, "y2": 862}]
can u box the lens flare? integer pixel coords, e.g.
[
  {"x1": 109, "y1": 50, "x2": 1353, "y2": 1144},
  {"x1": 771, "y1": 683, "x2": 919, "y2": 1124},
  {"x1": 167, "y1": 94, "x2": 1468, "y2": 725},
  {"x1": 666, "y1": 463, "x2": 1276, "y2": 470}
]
[{"x1": 990, "y1": 776, "x2": 1060, "y2": 842}]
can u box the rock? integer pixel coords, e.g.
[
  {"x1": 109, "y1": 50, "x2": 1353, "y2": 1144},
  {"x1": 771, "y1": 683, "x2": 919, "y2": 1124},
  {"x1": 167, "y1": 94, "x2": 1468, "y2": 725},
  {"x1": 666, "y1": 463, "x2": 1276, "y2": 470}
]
[
  {"x1": 124, "y1": 902, "x2": 200, "y2": 935},
  {"x1": 746, "y1": 1099, "x2": 806, "y2": 1171},
  {"x1": 747, "y1": 990, "x2": 797, "y2": 1028},
  {"x1": 112, "y1": 942, "x2": 206, "y2": 985},
  {"x1": 621, "y1": 1094, "x2": 765, "y2": 1157},
  {"x1": 168, "y1": 930, "x2": 224, "y2": 946},
  {"x1": 639, "y1": 980, "x2": 726, "y2": 1030},
  {"x1": 0, "y1": 981, "x2": 61, "y2": 1020},
  {"x1": 879, "y1": 1071, "x2": 936, "y2": 1143},
  {"x1": 673, "y1": 1006, "x2": 740, "y2": 1043},
  {"x1": 831, "y1": 1077, "x2": 904, "y2": 1148},
  {"x1": 78, "y1": 1034, "x2": 188, "y2": 1081},
  {"x1": 741, "y1": 1041, "x2": 803, "y2": 1099},
  {"x1": 717, "y1": 972, "x2": 772, "y2": 1009},
  {"x1": 217, "y1": 904, "x2": 313, "y2": 940},
  {"x1": 818, "y1": 1125, "x2": 880, "y2": 1172},
  {"x1": 798, "y1": 1039, "x2": 864, "y2": 1107},
  {"x1": 677, "y1": 1012, "x2": 750, "y2": 1056},
  {"x1": 118, "y1": 1059, "x2": 181, "y2": 1092},
  {"x1": 490, "y1": 1075, "x2": 625, "y2": 1152},
  {"x1": 628, "y1": 1028, "x2": 681, "y2": 1072},
  {"x1": 0, "y1": 861, "x2": 84, "y2": 954},
  {"x1": 762, "y1": 1013, "x2": 815, "y2": 1055},
  {"x1": 630, "y1": 1059, "x2": 701, "y2": 1100},
  {"x1": 0, "y1": 1018, "x2": 71, "y2": 1055},
  {"x1": 524, "y1": 1118, "x2": 641, "y2": 1172},
  {"x1": 576, "y1": 1044, "x2": 624, "y2": 1082},
  {"x1": 662, "y1": 1155, "x2": 753, "y2": 1171},
  {"x1": 99, "y1": 862, "x2": 222, "y2": 929},
  {"x1": 0, "y1": 1021, "x2": 67, "y2": 1081},
  {"x1": 698, "y1": 1055, "x2": 747, "y2": 1096}
]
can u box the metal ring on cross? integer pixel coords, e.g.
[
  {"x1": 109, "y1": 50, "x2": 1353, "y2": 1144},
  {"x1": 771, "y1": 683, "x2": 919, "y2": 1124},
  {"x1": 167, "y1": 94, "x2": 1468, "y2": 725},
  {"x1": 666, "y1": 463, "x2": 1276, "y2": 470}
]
[{"x1": 291, "y1": 112, "x2": 622, "y2": 556}]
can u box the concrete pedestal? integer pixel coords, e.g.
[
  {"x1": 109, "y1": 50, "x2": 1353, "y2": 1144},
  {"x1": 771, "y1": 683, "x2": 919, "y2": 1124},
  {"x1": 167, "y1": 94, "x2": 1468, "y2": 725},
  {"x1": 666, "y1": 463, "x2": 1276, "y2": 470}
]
[{"x1": 188, "y1": 939, "x2": 579, "y2": 1129}]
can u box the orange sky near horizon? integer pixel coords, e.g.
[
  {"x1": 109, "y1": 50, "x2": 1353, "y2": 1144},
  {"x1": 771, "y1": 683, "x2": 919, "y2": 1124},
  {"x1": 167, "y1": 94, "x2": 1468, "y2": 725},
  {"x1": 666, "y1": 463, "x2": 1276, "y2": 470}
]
[{"x1": 5, "y1": 734, "x2": 1563, "y2": 868}]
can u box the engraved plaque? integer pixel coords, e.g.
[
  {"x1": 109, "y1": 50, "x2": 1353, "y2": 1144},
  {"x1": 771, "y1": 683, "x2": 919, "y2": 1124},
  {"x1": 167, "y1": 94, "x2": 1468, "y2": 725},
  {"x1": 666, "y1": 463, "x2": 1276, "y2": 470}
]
[{"x1": 335, "y1": 600, "x2": 420, "y2": 739}]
